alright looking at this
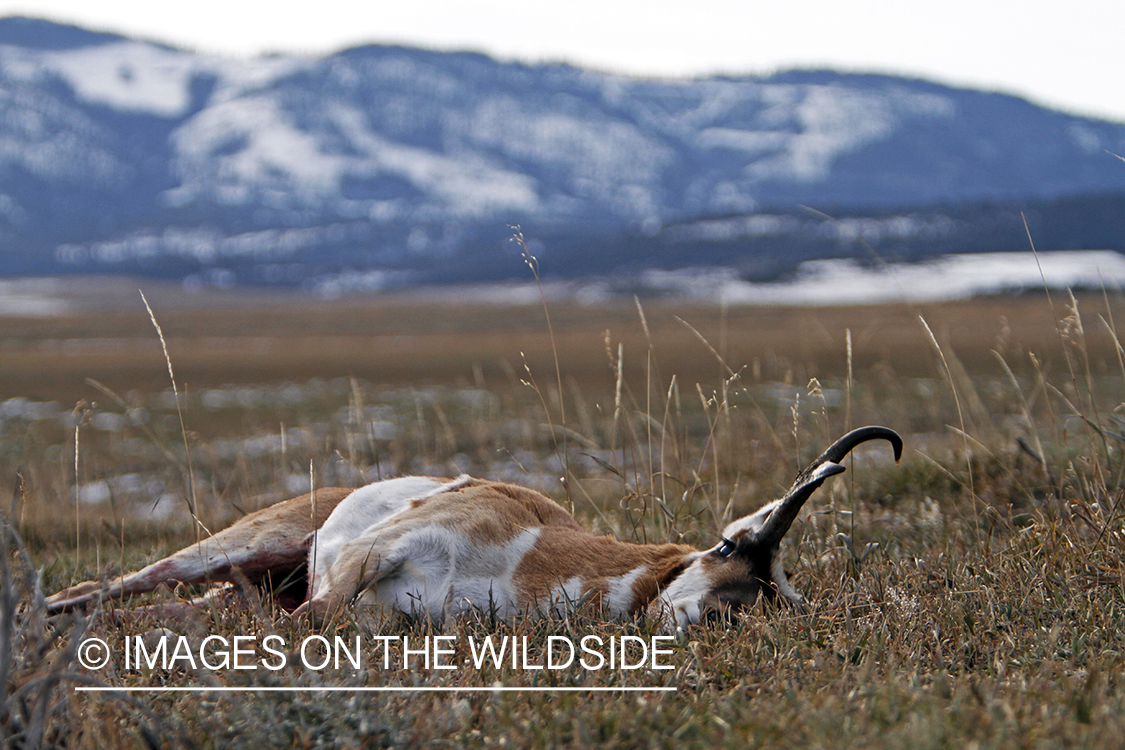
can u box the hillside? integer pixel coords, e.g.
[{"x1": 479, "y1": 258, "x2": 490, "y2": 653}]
[{"x1": 0, "y1": 16, "x2": 1122, "y2": 285}]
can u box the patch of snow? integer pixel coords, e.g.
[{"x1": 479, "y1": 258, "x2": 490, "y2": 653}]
[
  {"x1": 665, "y1": 213, "x2": 958, "y2": 244},
  {"x1": 644, "y1": 251, "x2": 1125, "y2": 306},
  {"x1": 746, "y1": 86, "x2": 899, "y2": 183},
  {"x1": 55, "y1": 224, "x2": 366, "y2": 264},
  {"x1": 166, "y1": 99, "x2": 539, "y2": 216},
  {"x1": 0, "y1": 397, "x2": 62, "y2": 420},
  {"x1": 691, "y1": 83, "x2": 955, "y2": 187},
  {"x1": 697, "y1": 128, "x2": 789, "y2": 154},
  {"x1": 465, "y1": 95, "x2": 673, "y2": 193},
  {"x1": 32, "y1": 42, "x2": 198, "y2": 117},
  {"x1": 0, "y1": 88, "x2": 128, "y2": 184},
  {"x1": 0, "y1": 41, "x2": 310, "y2": 118},
  {"x1": 1068, "y1": 123, "x2": 1102, "y2": 153},
  {"x1": 168, "y1": 94, "x2": 345, "y2": 200},
  {"x1": 0, "y1": 280, "x2": 72, "y2": 316},
  {"x1": 314, "y1": 270, "x2": 394, "y2": 298},
  {"x1": 332, "y1": 104, "x2": 541, "y2": 216},
  {"x1": 74, "y1": 480, "x2": 111, "y2": 505},
  {"x1": 204, "y1": 55, "x2": 311, "y2": 102},
  {"x1": 146, "y1": 494, "x2": 185, "y2": 521}
]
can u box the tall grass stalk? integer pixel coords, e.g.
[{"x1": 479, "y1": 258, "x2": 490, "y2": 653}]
[
  {"x1": 511, "y1": 228, "x2": 571, "y2": 508},
  {"x1": 140, "y1": 290, "x2": 200, "y2": 545},
  {"x1": 919, "y1": 314, "x2": 980, "y2": 534}
]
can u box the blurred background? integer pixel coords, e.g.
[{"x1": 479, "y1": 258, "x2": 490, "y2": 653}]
[
  {"x1": 0, "y1": 3, "x2": 1120, "y2": 294},
  {"x1": 0, "y1": 1, "x2": 1122, "y2": 531}
]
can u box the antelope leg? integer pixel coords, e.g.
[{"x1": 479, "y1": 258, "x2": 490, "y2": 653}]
[{"x1": 45, "y1": 487, "x2": 352, "y2": 614}]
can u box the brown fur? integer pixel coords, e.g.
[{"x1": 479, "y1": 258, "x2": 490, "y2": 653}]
[
  {"x1": 305, "y1": 480, "x2": 584, "y2": 617},
  {"x1": 45, "y1": 487, "x2": 353, "y2": 613},
  {"x1": 513, "y1": 527, "x2": 694, "y2": 614},
  {"x1": 697, "y1": 554, "x2": 762, "y2": 614}
]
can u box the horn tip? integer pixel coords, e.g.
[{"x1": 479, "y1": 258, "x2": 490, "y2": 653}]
[
  {"x1": 864, "y1": 425, "x2": 904, "y2": 463},
  {"x1": 811, "y1": 461, "x2": 846, "y2": 482}
]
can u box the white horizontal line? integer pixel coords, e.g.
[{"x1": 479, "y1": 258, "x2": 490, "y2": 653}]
[{"x1": 76, "y1": 686, "x2": 676, "y2": 693}]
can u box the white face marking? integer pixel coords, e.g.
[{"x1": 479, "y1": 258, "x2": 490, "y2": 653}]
[
  {"x1": 770, "y1": 556, "x2": 803, "y2": 604},
  {"x1": 648, "y1": 553, "x2": 709, "y2": 629},
  {"x1": 721, "y1": 500, "x2": 778, "y2": 540}
]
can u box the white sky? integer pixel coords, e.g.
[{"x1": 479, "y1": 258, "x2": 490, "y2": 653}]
[{"x1": 2, "y1": 0, "x2": 1123, "y2": 122}]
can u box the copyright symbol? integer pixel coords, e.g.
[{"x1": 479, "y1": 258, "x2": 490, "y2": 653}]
[{"x1": 77, "y1": 638, "x2": 111, "y2": 670}]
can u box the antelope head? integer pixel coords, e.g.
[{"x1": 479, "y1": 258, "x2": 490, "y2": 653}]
[{"x1": 648, "y1": 426, "x2": 903, "y2": 627}]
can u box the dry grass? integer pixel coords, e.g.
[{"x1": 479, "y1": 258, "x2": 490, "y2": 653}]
[{"x1": 4, "y1": 287, "x2": 1125, "y2": 747}]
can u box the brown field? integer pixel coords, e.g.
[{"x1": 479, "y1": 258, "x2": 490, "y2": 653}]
[
  {"x1": 2, "y1": 281, "x2": 1110, "y2": 398},
  {"x1": 4, "y1": 282, "x2": 1125, "y2": 748}
]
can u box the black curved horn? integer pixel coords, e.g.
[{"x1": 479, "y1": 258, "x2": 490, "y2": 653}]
[
  {"x1": 796, "y1": 426, "x2": 903, "y2": 483},
  {"x1": 755, "y1": 426, "x2": 902, "y2": 550}
]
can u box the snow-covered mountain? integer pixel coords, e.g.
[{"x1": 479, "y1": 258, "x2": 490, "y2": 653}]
[{"x1": 0, "y1": 16, "x2": 1122, "y2": 286}]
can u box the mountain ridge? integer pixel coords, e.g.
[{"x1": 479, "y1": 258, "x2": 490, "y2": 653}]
[{"x1": 0, "y1": 16, "x2": 1121, "y2": 287}]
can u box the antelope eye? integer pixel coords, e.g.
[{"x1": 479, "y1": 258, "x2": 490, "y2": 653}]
[{"x1": 714, "y1": 539, "x2": 736, "y2": 558}]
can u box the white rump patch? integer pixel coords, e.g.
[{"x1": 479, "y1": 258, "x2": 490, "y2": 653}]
[{"x1": 308, "y1": 475, "x2": 471, "y2": 597}]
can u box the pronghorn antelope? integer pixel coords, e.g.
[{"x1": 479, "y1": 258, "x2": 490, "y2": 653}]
[{"x1": 46, "y1": 426, "x2": 901, "y2": 628}]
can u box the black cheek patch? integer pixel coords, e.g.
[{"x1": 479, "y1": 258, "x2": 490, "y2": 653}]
[
  {"x1": 699, "y1": 556, "x2": 764, "y2": 616},
  {"x1": 701, "y1": 581, "x2": 765, "y2": 621}
]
